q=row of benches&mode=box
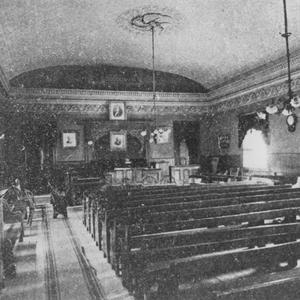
[83,182,300,299]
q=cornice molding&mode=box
[9,87,208,103]
[209,48,300,99]
[9,100,209,116]
[210,76,300,114]
[6,50,300,116]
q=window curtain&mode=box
[238,113,269,148]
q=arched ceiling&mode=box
[10,65,207,92]
[0,0,299,90]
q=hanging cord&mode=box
[281,0,293,101]
[151,25,157,130]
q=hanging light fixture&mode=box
[263,0,298,124]
[280,0,296,118]
[265,100,279,114]
[130,12,172,144]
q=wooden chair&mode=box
[229,167,240,181]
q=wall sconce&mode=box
[141,130,147,137]
[265,104,279,114]
[290,95,300,108]
[281,101,294,116]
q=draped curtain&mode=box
[238,113,269,148]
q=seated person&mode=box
[3,178,28,218]
[50,185,68,218]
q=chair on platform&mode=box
[229,167,240,181]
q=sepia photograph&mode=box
[0,1,300,300]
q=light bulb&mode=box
[282,108,292,116]
[266,105,278,114]
[291,96,300,108]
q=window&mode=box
[242,129,268,171]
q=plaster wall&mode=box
[55,119,85,163]
[268,113,300,175]
[199,109,300,175]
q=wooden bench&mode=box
[138,239,300,299]
[121,222,300,298]
[102,184,275,260]
[108,183,266,202]
[105,186,299,265]
[111,194,300,276]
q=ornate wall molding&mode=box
[9,87,207,103]
[6,50,300,116]
[210,75,300,114]
[9,98,209,116]
[209,49,300,99]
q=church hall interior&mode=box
[1,0,300,299]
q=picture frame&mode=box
[62,131,78,148]
[109,102,126,120]
[218,134,230,150]
[110,131,127,151]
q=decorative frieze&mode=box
[7,61,300,116]
[211,76,300,114]
[9,87,207,103]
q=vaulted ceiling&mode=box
[0,0,299,91]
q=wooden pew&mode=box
[106,186,299,265]
[107,184,289,209]
[121,222,300,297]
[114,197,300,276]
[89,183,289,238]
[103,184,278,260]
[88,183,300,299]
[108,183,266,202]
[138,240,300,299]
[213,269,300,300]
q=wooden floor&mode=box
[1,200,133,300]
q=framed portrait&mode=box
[110,131,127,151]
[62,131,78,148]
[218,134,230,150]
[109,102,126,120]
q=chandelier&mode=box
[259,0,298,131]
[131,12,171,143]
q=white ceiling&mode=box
[0,0,299,90]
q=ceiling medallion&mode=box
[117,6,184,34]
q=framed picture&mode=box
[109,102,126,120]
[62,131,78,148]
[218,134,230,150]
[110,131,127,151]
